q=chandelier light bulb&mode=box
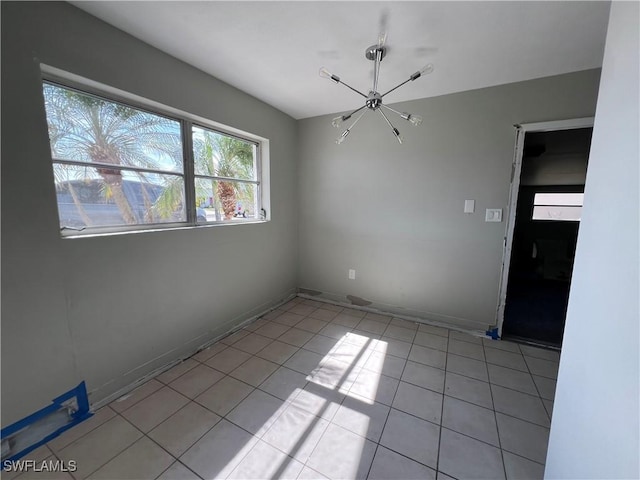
[319,67,332,79]
[332,115,347,128]
[319,67,340,83]
[336,129,350,144]
[419,64,434,75]
[411,63,435,81]
[407,114,423,127]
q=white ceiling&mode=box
[72,1,610,120]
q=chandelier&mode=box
[319,35,434,144]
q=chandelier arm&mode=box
[337,109,369,144]
[333,104,367,128]
[347,108,369,131]
[380,78,412,98]
[377,109,403,143]
[336,80,368,98]
[380,104,404,117]
[382,105,423,126]
[377,107,395,129]
[345,104,368,119]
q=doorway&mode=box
[497,120,593,347]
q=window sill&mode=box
[61,219,269,239]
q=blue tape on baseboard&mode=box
[485,327,500,340]
[1,382,93,467]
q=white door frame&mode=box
[495,117,594,336]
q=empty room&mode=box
[1,1,638,480]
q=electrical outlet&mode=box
[348,269,356,280]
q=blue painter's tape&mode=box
[1,382,93,467]
[485,327,500,340]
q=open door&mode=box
[497,119,593,347]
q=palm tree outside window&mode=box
[41,79,264,234]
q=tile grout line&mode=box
[365,444,381,479]
[272,334,375,477]
[386,400,543,456]
[71,411,176,480]
[361,333,410,479]
[121,399,219,478]
[47,412,138,480]
[46,406,118,455]
[186,345,315,478]
[483,339,509,480]
[153,459,202,480]
[435,329,449,476]
[218,388,304,478]
[518,343,553,424]
[445,353,555,397]
[144,418,212,480]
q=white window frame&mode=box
[40,64,270,238]
[191,123,262,224]
[532,192,584,221]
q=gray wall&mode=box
[545,2,640,477]
[1,2,298,425]
[298,70,600,330]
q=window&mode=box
[532,193,584,221]
[44,83,186,230]
[41,76,266,235]
[193,125,260,222]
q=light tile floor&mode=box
[6,298,560,480]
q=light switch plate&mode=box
[485,208,502,222]
[464,200,475,214]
